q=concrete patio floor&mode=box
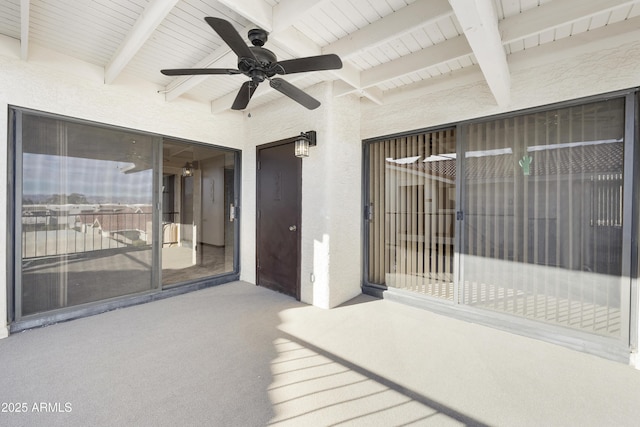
[1,281,639,426]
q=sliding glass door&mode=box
[364,95,632,341]
[366,129,457,299]
[462,98,627,338]
[18,112,157,316]
[161,140,236,287]
[11,108,240,322]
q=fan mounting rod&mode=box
[248,28,268,46]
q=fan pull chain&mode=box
[248,82,252,117]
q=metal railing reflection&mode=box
[22,209,153,259]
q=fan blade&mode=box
[274,54,342,75]
[205,17,256,61]
[161,68,241,76]
[232,81,259,110]
[269,78,320,110]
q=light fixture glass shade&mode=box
[182,163,194,177]
[295,137,310,158]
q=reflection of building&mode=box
[23,204,98,228]
[80,205,153,246]
[463,139,623,275]
[380,134,623,278]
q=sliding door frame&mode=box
[626,92,639,351]
[362,88,639,357]
[361,124,459,299]
[7,106,242,331]
[454,123,464,305]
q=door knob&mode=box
[289,225,297,231]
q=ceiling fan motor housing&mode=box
[239,46,278,82]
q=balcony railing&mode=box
[22,211,153,259]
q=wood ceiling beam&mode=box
[365,0,634,102]
[323,0,453,59]
[20,0,29,60]
[326,0,457,100]
[335,35,471,97]
[340,0,638,98]
[273,0,329,33]
[166,0,636,110]
[359,85,383,105]
[361,35,470,93]
[269,26,321,57]
[215,0,273,32]
[448,0,510,107]
[507,13,640,74]
[382,13,640,105]
[216,0,334,34]
[104,0,179,84]
[381,65,484,105]
[500,0,638,44]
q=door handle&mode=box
[289,225,297,231]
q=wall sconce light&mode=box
[294,130,317,158]
[182,162,194,177]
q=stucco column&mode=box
[300,84,362,308]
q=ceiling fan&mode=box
[161,17,343,110]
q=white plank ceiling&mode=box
[1,0,640,112]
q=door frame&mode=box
[256,137,302,300]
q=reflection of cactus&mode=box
[519,155,533,176]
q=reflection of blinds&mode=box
[462,100,625,338]
[368,130,456,299]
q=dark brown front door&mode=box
[256,141,301,299]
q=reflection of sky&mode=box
[23,153,152,202]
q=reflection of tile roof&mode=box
[91,214,150,232]
[392,143,623,180]
[421,158,456,180]
[530,142,623,176]
[468,142,624,180]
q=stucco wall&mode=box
[361,40,640,140]
[240,82,362,308]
